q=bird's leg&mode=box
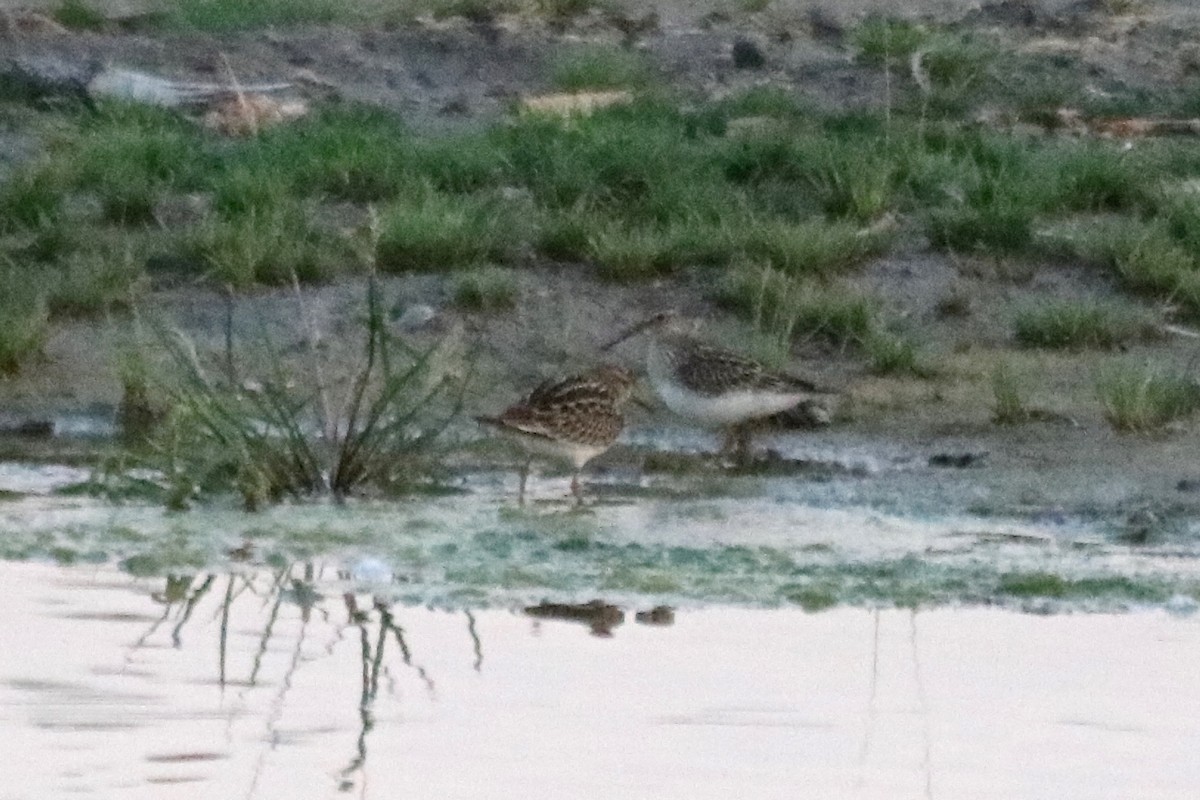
[721,424,752,469]
[518,458,532,506]
[719,428,738,460]
[571,471,583,506]
[734,426,753,467]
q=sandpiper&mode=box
[477,364,637,504]
[602,311,834,459]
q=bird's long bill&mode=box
[600,317,657,351]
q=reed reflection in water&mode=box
[4,561,1200,800]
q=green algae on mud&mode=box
[1,484,1199,613]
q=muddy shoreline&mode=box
[4,0,1200,527]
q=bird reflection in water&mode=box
[120,563,675,796]
[524,600,677,637]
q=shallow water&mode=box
[2,456,1200,611]
[3,560,1200,800]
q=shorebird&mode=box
[477,364,637,504]
[602,311,834,460]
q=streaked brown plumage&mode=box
[602,311,836,461]
[477,364,637,503]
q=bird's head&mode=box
[600,311,693,351]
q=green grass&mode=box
[452,267,519,311]
[534,0,599,20]
[163,0,353,30]
[927,203,1033,253]
[1096,361,1200,432]
[185,203,345,287]
[46,248,147,316]
[1045,145,1151,213]
[151,278,464,508]
[428,0,518,21]
[990,361,1031,425]
[224,106,412,203]
[1013,298,1157,350]
[715,264,877,346]
[998,571,1166,601]
[738,218,889,277]
[0,167,63,233]
[864,329,923,376]
[0,267,50,375]
[1080,220,1200,313]
[13,83,1200,302]
[376,192,526,272]
[851,17,930,67]
[52,0,108,29]
[550,46,656,92]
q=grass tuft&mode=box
[452,266,519,311]
[864,330,923,375]
[851,17,929,67]
[376,192,526,272]
[1097,361,1200,432]
[52,0,107,29]
[0,167,63,233]
[0,267,50,375]
[152,276,464,508]
[185,203,345,287]
[47,248,147,317]
[990,361,1030,425]
[550,46,655,92]
[715,264,877,346]
[165,0,350,30]
[739,218,888,277]
[1013,298,1157,350]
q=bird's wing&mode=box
[676,342,835,396]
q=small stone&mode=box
[394,304,437,331]
[635,605,675,625]
[731,37,766,70]
[928,452,988,468]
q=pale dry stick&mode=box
[290,269,337,470]
[910,610,934,800]
[856,609,881,790]
[911,49,933,138]
[218,52,256,137]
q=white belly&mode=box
[500,429,608,469]
[654,381,804,426]
[648,342,803,427]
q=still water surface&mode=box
[3,560,1200,800]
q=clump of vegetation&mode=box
[376,192,526,272]
[164,0,350,30]
[851,17,930,67]
[154,276,466,509]
[428,0,518,21]
[0,167,63,233]
[588,224,681,281]
[990,361,1031,424]
[550,46,656,92]
[1096,361,1200,432]
[184,203,345,287]
[739,218,889,277]
[1084,220,1200,313]
[1013,298,1157,350]
[864,329,924,376]
[51,0,108,30]
[452,267,519,311]
[927,203,1033,253]
[715,264,877,347]
[0,267,50,375]
[534,0,598,21]
[47,248,147,316]
[998,571,1165,602]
